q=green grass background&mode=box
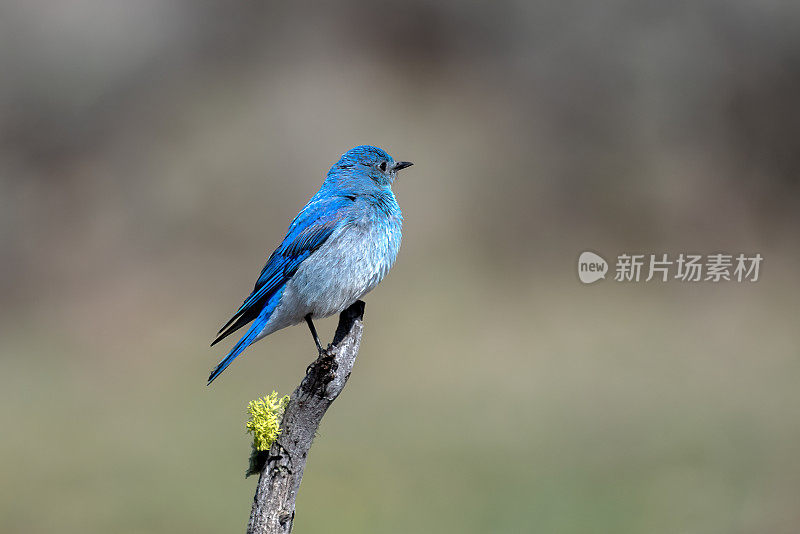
[3,255,798,533]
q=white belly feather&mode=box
[255,220,400,340]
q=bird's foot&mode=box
[304,346,338,395]
[318,346,338,382]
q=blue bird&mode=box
[208,145,412,384]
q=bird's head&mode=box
[329,145,413,189]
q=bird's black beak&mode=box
[393,161,413,171]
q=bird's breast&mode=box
[285,215,402,319]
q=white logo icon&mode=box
[578,251,608,284]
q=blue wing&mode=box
[211,193,351,348]
[207,194,352,384]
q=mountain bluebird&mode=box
[208,145,412,384]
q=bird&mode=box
[208,145,412,384]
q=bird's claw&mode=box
[304,346,338,394]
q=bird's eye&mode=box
[379,161,387,172]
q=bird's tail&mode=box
[207,290,283,385]
[206,288,283,385]
[207,320,262,384]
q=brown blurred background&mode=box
[1,2,799,533]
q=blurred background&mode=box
[1,1,799,533]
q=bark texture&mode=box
[246,300,366,534]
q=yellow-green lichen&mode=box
[245,391,290,452]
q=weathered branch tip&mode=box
[246,300,366,534]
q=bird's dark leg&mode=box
[303,313,338,393]
[305,314,325,354]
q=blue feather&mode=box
[208,287,285,384]
[211,196,350,347]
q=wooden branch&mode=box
[246,300,366,534]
